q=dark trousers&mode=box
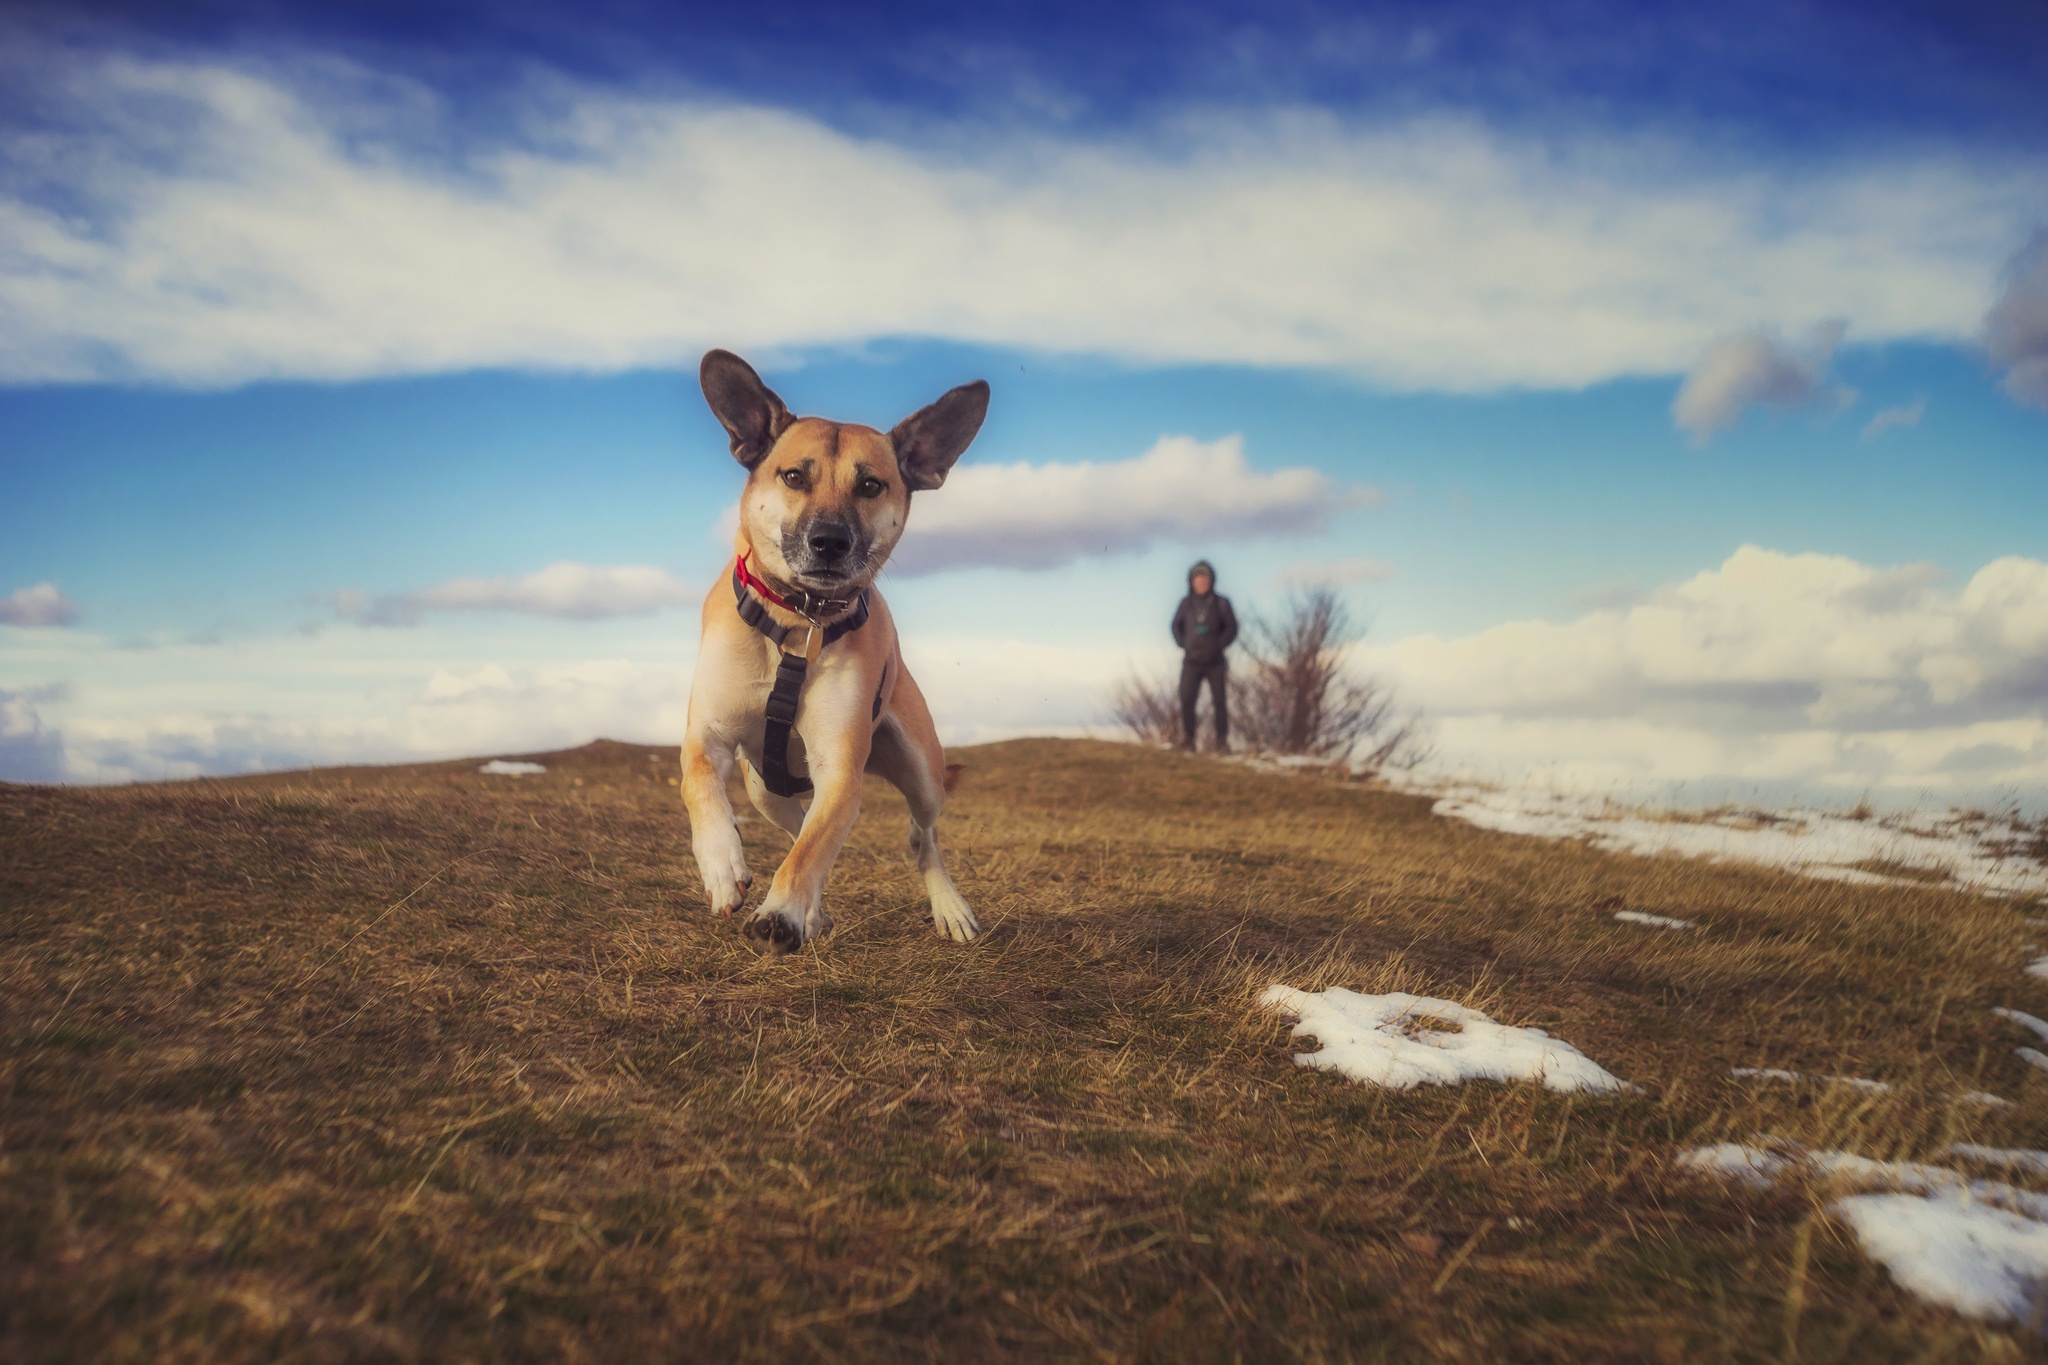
[1179,659,1228,749]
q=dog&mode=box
[681,350,989,953]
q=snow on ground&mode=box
[2030,958,2048,980]
[1727,1067,2011,1108]
[1951,1147,2048,1178]
[1730,1067,1892,1094]
[1836,1195,2048,1322]
[1424,784,2048,898]
[1994,1008,2048,1044]
[478,760,547,776]
[1990,1010,2048,1080]
[1613,910,1697,930]
[1682,1143,2048,1322]
[1259,984,1632,1094]
[1677,1142,1796,1188]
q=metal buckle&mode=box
[792,590,848,618]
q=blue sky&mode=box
[3,0,2047,801]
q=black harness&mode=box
[732,560,872,799]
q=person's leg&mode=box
[1178,661,1201,748]
[1209,662,1230,751]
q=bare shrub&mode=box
[1110,670,1183,747]
[1111,587,1429,771]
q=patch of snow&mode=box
[1730,1066,1805,1085]
[479,759,547,776]
[1729,1067,1892,1094]
[1833,1193,2048,1323]
[1614,910,1697,930]
[1677,1142,1796,1187]
[1682,1142,2048,1322]
[2030,957,2048,981]
[1233,753,1351,772]
[1995,1008,2048,1044]
[1259,984,1632,1094]
[1428,785,2048,899]
[2018,1048,2048,1076]
[1802,1151,2048,1219]
[1728,1067,2010,1107]
[1951,1146,2048,1178]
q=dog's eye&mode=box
[856,476,886,498]
[779,469,807,491]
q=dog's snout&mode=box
[807,523,854,563]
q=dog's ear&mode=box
[700,350,794,468]
[890,380,989,491]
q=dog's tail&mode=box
[942,762,966,795]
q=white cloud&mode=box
[1860,399,1926,440]
[900,633,1146,745]
[33,655,696,785]
[343,562,694,626]
[1987,230,2048,410]
[11,540,2048,803]
[0,688,68,782]
[0,583,81,628]
[1369,546,2048,795]
[3,51,2042,391]
[1671,323,1854,444]
[0,616,1131,783]
[889,435,1368,575]
[1270,555,1395,588]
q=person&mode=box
[1170,559,1238,751]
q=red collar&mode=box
[734,552,862,620]
[734,552,793,611]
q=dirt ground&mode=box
[4,737,2045,1361]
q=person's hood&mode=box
[1187,559,1217,591]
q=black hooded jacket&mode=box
[1171,562,1239,665]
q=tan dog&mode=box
[681,350,988,953]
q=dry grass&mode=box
[3,737,2046,1362]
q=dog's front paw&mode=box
[708,872,752,918]
[741,895,834,955]
[741,903,805,955]
[930,886,980,943]
[695,824,751,917]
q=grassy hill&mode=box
[3,738,2044,1361]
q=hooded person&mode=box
[1170,559,1239,750]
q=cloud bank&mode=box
[342,563,694,626]
[9,546,2048,802]
[1271,556,1396,589]
[2,51,2041,392]
[0,583,80,628]
[1987,230,2048,410]
[1373,546,2048,795]
[1,688,68,783]
[889,435,1366,575]
[1671,323,1853,444]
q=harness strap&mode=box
[732,558,871,799]
[759,650,814,799]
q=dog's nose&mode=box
[807,524,853,562]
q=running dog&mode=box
[681,350,988,953]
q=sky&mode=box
[3,0,2047,807]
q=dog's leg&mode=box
[681,729,751,917]
[743,727,867,954]
[740,754,808,840]
[866,668,979,944]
